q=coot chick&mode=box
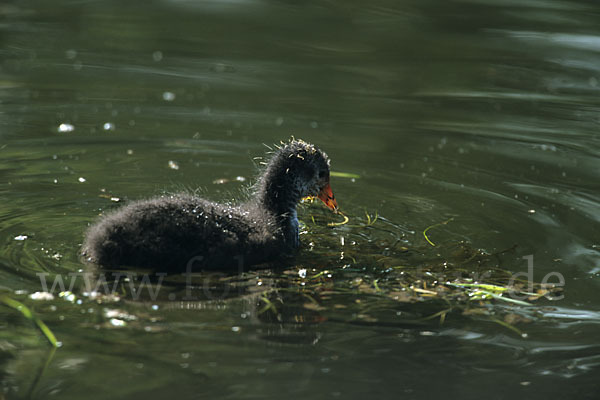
[82,139,338,271]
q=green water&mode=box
[1,0,600,398]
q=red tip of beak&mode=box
[318,182,338,211]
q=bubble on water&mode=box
[437,137,448,149]
[78,177,87,183]
[60,291,76,302]
[163,91,176,101]
[58,123,74,133]
[152,51,163,62]
[103,122,115,131]
[168,160,179,170]
[14,235,28,241]
[65,49,77,59]
[539,144,557,151]
[110,318,126,327]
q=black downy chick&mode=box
[81,139,338,271]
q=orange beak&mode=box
[318,182,338,211]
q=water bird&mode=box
[82,139,338,271]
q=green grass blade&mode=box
[490,317,525,337]
[484,291,532,306]
[1,295,60,347]
[330,171,360,179]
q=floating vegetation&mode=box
[327,211,349,227]
[301,195,349,226]
[365,210,378,226]
[255,206,564,337]
[252,250,562,337]
[423,217,454,246]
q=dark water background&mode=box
[1,0,599,398]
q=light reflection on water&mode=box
[1,0,600,398]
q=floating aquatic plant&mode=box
[257,207,564,337]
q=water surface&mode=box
[1,0,599,398]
